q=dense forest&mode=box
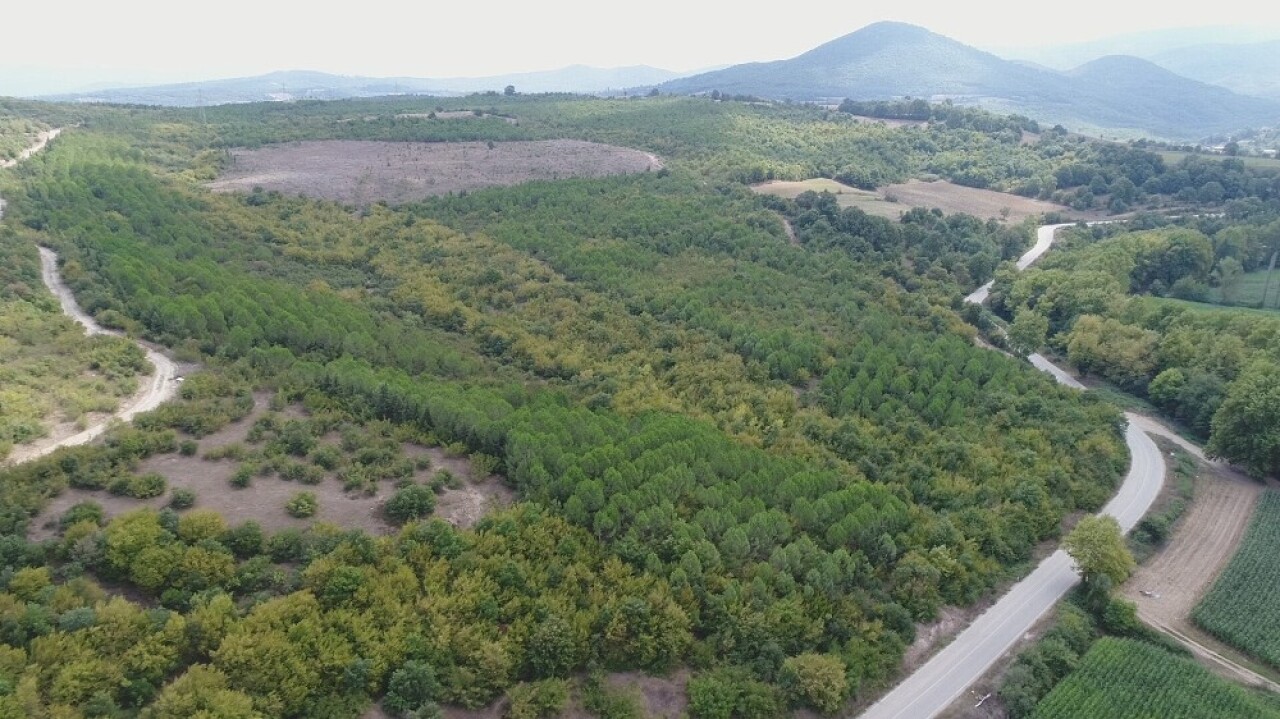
[0,93,1270,716]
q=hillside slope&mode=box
[661,22,1280,139]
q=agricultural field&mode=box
[207,138,662,204]
[1208,267,1280,309]
[1157,150,1280,171]
[1031,637,1280,719]
[1193,490,1280,669]
[752,177,1081,223]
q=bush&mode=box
[506,679,569,719]
[168,488,197,510]
[384,660,440,717]
[60,501,104,528]
[178,439,199,456]
[778,653,849,714]
[688,668,784,719]
[385,485,436,524]
[285,492,318,518]
[110,473,167,499]
[310,444,343,470]
[230,465,253,488]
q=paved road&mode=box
[859,223,1166,719]
[1,130,180,465]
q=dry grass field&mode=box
[752,177,1083,223]
[208,139,662,205]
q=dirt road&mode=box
[5,249,180,464]
[1,129,180,465]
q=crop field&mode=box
[1193,490,1280,669]
[1157,150,1280,170]
[1209,268,1280,309]
[1031,637,1280,719]
[752,177,1079,222]
[208,138,662,205]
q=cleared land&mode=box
[751,177,1080,223]
[208,139,663,205]
[1123,458,1261,634]
[28,393,512,541]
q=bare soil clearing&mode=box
[606,670,689,719]
[752,177,1084,223]
[28,394,512,540]
[208,139,663,205]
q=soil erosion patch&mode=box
[208,139,663,205]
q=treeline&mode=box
[838,98,1041,135]
[990,215,1280,477]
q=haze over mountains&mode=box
[659,22,1280,139]
[22,21,1280,141]
[38,66,685,106]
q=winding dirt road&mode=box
[860,223,1167,719]
[1,130,180,465]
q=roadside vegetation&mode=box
[989,211,1280,477]
[0,228,150,459]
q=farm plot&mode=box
[208,139,663,205]
[1031,637,1280,719]
[1193,490,1280,669]
[752,177,1081,223]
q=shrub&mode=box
[506,679,569,719]
[385,485,436,524]
[285,491,318,519]
[178,439,199,456]
[384,660,440,717]
[778,653,849,714]
[169,488,197,510]
[230,465,253,488]
[60,501,104,528]
[110,473,167,499]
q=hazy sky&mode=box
[3,0,1280,94]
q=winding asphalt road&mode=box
[859,223,1166,719]
[1,130,180,465]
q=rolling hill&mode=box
[38,65,684,106]
[1149,40,1280,100]
[660,22,1280,139]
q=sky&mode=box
[3,0,1280,95]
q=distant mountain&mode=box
[992,25,1279,70]
[1149,41,1280,100]
[659,22,1280,139]
[661,22,1072,102]
[38,66,685,106]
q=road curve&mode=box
[859,223,1166,719]
[1,130,180,465]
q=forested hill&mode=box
[4,94,1277,716]
[659,21,1280,140]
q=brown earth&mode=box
[28,393,512,540]
[752,177,1086,224]
[207,139,663,205]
